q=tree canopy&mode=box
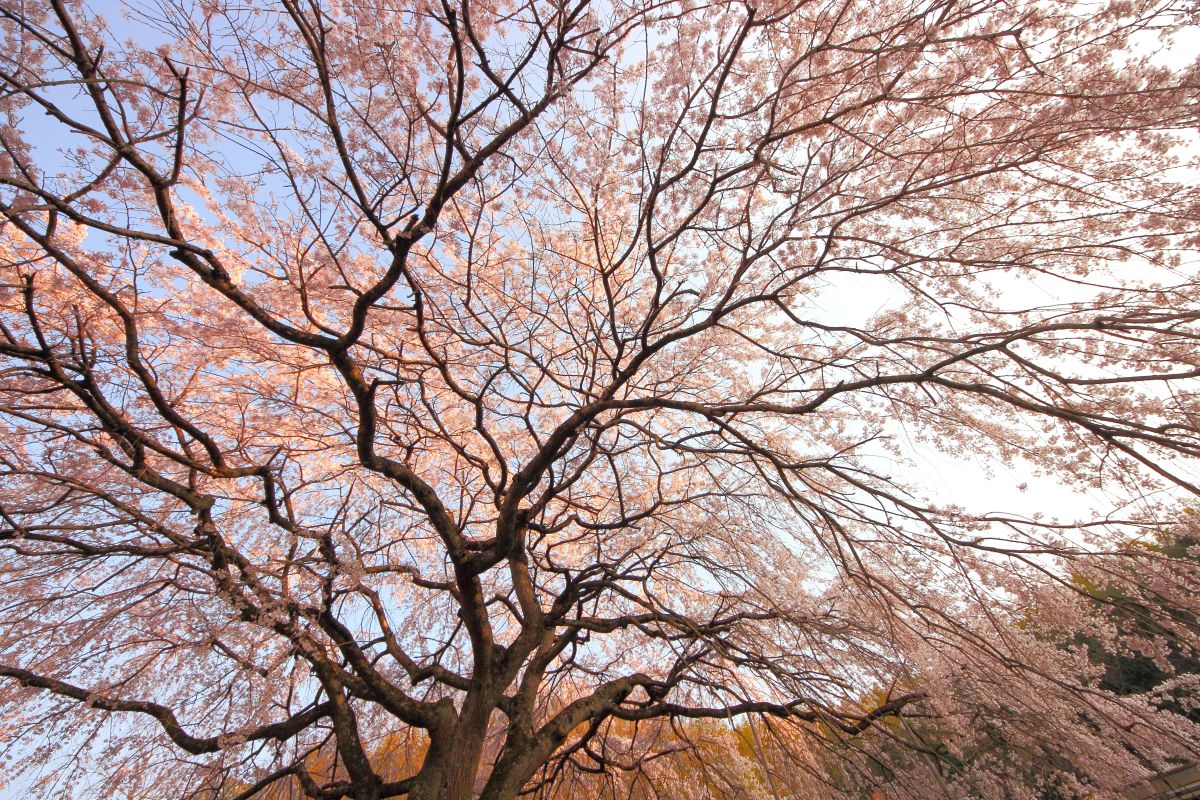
[0,0,1198,798]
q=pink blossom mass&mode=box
[0,0,1198,798]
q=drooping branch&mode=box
[0,665,333,755]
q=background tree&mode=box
[1079,528,1200,722]
[809,522,1200,800]
[0,0,1198,798]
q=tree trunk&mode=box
[408,702,492,800]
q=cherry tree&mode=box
[0,0,1198,798]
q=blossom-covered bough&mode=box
[0,0,1198,798]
